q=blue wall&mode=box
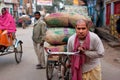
[20,0,23,6]
[87,0,97,25]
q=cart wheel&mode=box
[64,68,71,80]
[46,60,54,80]
[64,57,71,80]
[15,41,23,63]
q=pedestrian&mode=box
[0,7,16,51]
[116,17,120,38]
[67,19,104,80]
[32,11,47,69]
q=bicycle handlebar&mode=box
[44,47,80,55]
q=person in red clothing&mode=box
[0,7,16,51]
[67,19,104,80]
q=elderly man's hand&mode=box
[78,46,85,53]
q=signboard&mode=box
[37,0,52,6]
[4,0,18,3]
[12,0,18,3]
[4,0,12,3]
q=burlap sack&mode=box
[47,45,67,52]
[68,13,88,27]
[44,12,69,27]
[19,15,30,21]
[45,28,75,45]
[47,45,67,61]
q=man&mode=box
[32,11,47,69]
[67,19,104,80]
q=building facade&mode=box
[104,0,120,26]
[104,0,120,38]
[0,0,19,18]
[18,0,36,17]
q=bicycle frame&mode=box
[14,38,23,48]
[45,47,80,80]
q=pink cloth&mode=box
[0,10,16,33]
[71,32,90,80]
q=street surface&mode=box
[0,27,120,80]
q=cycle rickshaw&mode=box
[0,36,23,64]
[45,47,79,80]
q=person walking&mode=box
[32,11,47,69]
[67,19,104,80]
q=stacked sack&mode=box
[44,12,91,53]
[45,28,75,52]
[44,12,91,60]
[44,12,91,27]
[44,13,69,27]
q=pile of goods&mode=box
[44,6,91,60]
[44,12,91,28]
[19,15,30,21]
[45,28,75,45]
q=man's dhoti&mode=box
[82,65,101,80]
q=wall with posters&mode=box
[105,0,120,26]
[104,0,120,38]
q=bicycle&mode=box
[0,37,23,64]
[45,47,79,80]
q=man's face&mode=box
[75,21,88,40]
[34,14,40,20]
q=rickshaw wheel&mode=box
[15,41,23,64]
[64,68,71,80]
[46,59,54,80]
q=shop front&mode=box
[114,1,120,14]
[106,3,111,25]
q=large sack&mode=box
[47,45,67,52]
[44,13,69,27]
[45,28,75,45]
[19,15,30,21]
[46,45,67,61]
[61,6,91,27]
[68,13,89,27]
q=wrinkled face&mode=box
[75,21,88,40]
[34,14,41,20]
